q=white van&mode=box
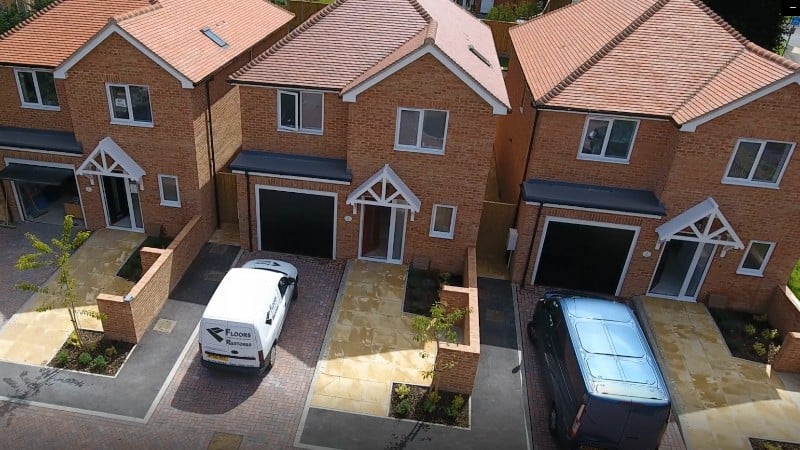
[199,259,298,375]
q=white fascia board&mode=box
[54,23,194,89]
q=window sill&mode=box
[577,154,630,164]
[160,201,181,208]
[721,179,780,189]
[735,269,764,277]
[111,119,154,128]
[429,232,454,240]
[278,127,323,136]
[21,104,60,111]
[395,146,445,156]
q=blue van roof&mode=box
[560,297,670,403]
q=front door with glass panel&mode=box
[100,175,143,232]
[648,240,715,301]
[359,204,406,263]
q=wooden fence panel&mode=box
[216,172,239,225]
[482,19,516,56]
[285,0,328,29]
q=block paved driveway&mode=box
[0,251,345,449]
[516,286,686,450]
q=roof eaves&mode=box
[539,0,670,104]
[0,0,66,40]
[229,0,346,83]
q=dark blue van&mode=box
[529,291,671,449]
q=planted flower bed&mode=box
[403,268,463,316]
[49,330,134,376]
[750,437,800,450]
[389,383,469,428]
[709,309,782,365]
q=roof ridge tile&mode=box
[230,0,345,81]
[0,0,67,40]
[671,47,747,116]
[539,0,669,103]
[688,0,800,72]
[424,19,438,43]
[112,1,163,23]
[407,0,433,22]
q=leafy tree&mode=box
[0,0,55,35]
[703,0,789,52]
[15,215,94,348]
[487,1,541,22]
[789,259,800,299]
[411,301,470,395]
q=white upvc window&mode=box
[429,204,457,239]
[722,139,794,188]
[106,83,153,127]
[158,175,181,207]
[14,68,59,110]
[277,90,323,134]
[395,107,449,154]
[578,116,639,163]
[736,241,775,277]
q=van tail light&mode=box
[258,350,265,366]
[569,403,587,438]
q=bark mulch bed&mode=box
[403,268,464,316]
[49,330,134,376]
[709,308,782,365]
[750,438,800,450]
[389,383,469,428]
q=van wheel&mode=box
[548,403,558,436]
[292,286,298,301]
[527,320,537,346]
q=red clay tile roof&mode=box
[0,0,148,67]
[231,0,510,109]
[113,0,293,83]
[510,0,800,124]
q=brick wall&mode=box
[767,285,800,337]
[0,67,74,131]
[772,332,800,373]
[97,215,209,343]
[436,247,480,395]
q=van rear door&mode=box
[618,402,670,449]
[201,319,260,368]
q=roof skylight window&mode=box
[201,27,228,48]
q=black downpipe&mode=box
[245,171,253,250]
[511,88,541,226]
[205,79,220,228]
[522,202,544,289]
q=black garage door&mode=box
[258,189,334,258]
[534,221,635,295]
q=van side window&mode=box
[545,300,561,328]
[278,278,289,296]
[564,341,585,395]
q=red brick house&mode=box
[0,0,292,237]
[496,0,800,311]
[229,0,509,273]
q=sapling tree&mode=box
[15,215,93,348]
[411,301,470,396]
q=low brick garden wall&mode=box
[436,247,481,395]
[97,215,210,343]
[768,285,800,372]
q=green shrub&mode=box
[90,355,108,371]
[393,398,411,416]
[445,394,466,418]
[761,328,779,341]
[752,313,769,323]
[55,350,70,366]
[68,331,80,348]
[753,341,767,357]
[789,259,800,299]
[86,342,97,353]
[422,391,441,414]
[78,352,92,366]
[394,383,411,400]
[487,1,541,22]
[104,346,118,359]
[763,442,783,450]
[743,324,757,336]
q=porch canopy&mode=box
[76,137,145,184]
[0,163,73,186]
[655,197,743,255]
[522,179,666,217]
[346,164,421,213]
[0,126,82,154]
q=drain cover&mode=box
[153,318,177,333]
[486,309,506,323]
[208,432,242,450]
[204,270,225,282]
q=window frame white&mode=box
[105,83,154,128]
[14,68,60,111]
[736,240,775,277]
[429,204,457,239]
[394,107,449,155]
[158,174,181,208]
[577,115,640,164]
[276,89,324,135]
[722,138,795,189]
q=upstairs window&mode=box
[723,139,794,188]
[15,69,59,110]
[107,84,153,126]
[579,116,639,163]
[278,90,323,134]
[395,108,448,154]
